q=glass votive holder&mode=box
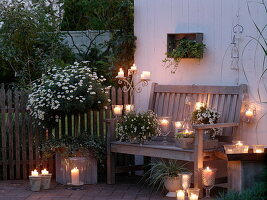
[179,172,192,191]
[176,189,185,200]
[112,105,123,116]
[172,121,184,133]
[239,145,249,153]
[187,188,200,200]
[253,145,265,153]
[124,104,134,113]
[224,145,236,154]
[158,116,172,136]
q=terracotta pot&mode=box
[164,176,181,197]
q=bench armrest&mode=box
[192,122,239,130]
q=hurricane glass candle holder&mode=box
[202,167,217,199]
[158,116,172,144]
[253,145,264,153]
[179,172,192,198]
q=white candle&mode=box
[195,102,204,110]
[125,104,134,113]
[176,190,185,200]
[140,71,151,80]
[255,149,263,153]
[189,194,198,200]
[31,169,38,176]
[245,109,253,117]
[113,105,123,116]
[160,119,169,126]
[130,64,137,71]
[71,167,80,185]
[174,121,183,129]
[41,169,49,175]
[117,68,124,78]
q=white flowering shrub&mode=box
[27,61,110,127]
[116,111,160,143]
[191,106,221,138]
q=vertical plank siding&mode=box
[0,85,126,180]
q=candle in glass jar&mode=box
[189,194,198,200]
[31,169,39,176]
[245,109,253,117]
[41,169,49,175]
[71,167,80,185]
[160,119,169,126]
[112,105,123,116]
[117,68,124,78]
[195,102,204,110]
[176,190,185,200]
[125,104,134,113]
[174,121,183,129]
[202,166,213,186]
[253,145,264,153]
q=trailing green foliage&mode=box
[142,159,188,191]
[163,39,206,73]
[0,0,75,87]
[61,0,136,85]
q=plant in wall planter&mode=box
[163,39,206,73]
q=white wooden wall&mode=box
[134,0,267,145]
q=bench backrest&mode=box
[148,83,247,138]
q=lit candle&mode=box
[117,68,124,78]
[176,190,185,200]
[245,109,253,117]
[202,166,214,186]
[181,174,191,189]
[189,194,198,200]
[130,64,137,71]
[125,104,134,113]
[31,169,39,176]
[41,169,49,175]
[112,105,123,116]
[255,149,263,153]
[140,71,151,80]
[253,145,264,153]
[160,119,169,126]
[174,121,183,129]
[195,102,204,110]
[71,167,80,185]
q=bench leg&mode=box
[107,152,116,184]
[194,129,204,197]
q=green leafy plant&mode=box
[163,39,206,73]
[0,0,75,87]
[40,134,106,165]
[116,111,160,143]
[142,159,188,191]
[27,61,110,128]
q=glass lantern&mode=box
[158,116,172,144]
[65,157,87,189]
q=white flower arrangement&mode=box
[27,61,110,127]
[116,111,160,143]
[191,106,221,138]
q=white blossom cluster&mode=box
[116,111,160,142]
[27,61,110,123]
[195,107,220,125]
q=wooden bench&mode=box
[106,83,248,190]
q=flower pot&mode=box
[29,176,42,192]
[164,176,181,197]
[41,174,52,189]
[175,138,194,149]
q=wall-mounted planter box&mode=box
[167,33,203,54]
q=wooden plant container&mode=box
[175,138,218,150]
[55,154,97,185]
[167,33,203,55]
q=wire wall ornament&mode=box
[115,64,151,98]
[230,24,244,71]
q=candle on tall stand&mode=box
[71,167,80,186]
[116,68,125,78]
[29,169,41,192]
[202,167,217,199]
[41,169,52,189]
[140,71,151,80]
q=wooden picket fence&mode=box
[0,84,131,180]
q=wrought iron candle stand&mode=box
[116,66,151,102]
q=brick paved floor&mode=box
[0,180,170,200]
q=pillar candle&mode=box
[71,167,80,185]
[176,190,185,200]
[31,169,38,176]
